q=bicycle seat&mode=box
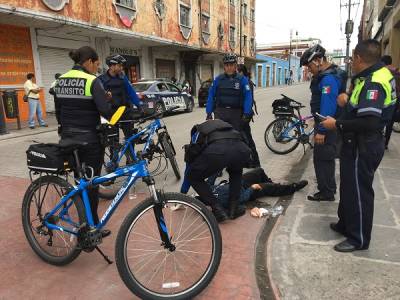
[58,139,88,152]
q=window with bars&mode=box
[243,35,247,51]
[180,4,190,27]
[229,26,235,42]
[250,37,255,53]
[229,0,235,6]
[116,0,134,8]
[243,3,247,18]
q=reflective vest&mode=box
[98,72,128,109]
[55,68,100,131]
[215,73,243,109]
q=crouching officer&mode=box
[321,39,396,252]
[206,53,253,132]
[181,119,251,222]
[55,46,113,237]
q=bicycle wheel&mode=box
[115,193,222,300]
[264,117,300,154]
[98,145,128,200]
[393,121,400,133]
[159,133,181,180]
[22,175,86,266]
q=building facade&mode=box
[257,38,322,59]
[0,0,256,119]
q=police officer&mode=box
[300,44,346,202]
[181,119,251,222]
[98,54,142,138]
[55,46,113,237]
[321,39,396,252]
[206,53,253,132]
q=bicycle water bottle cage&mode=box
[77,223,102,251]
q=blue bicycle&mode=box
[22,108,222,300]
[264,94,314,154]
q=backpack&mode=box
[183,120,241,163]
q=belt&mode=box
[62,127,97,134]
[216,105,241,109]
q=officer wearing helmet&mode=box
[98,54,142,137]
[206,53,253,132]
[300,44,347,202]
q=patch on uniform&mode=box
[366,90,379,101]
[322,86,331,94]
[245,84,250,91]
[234,82,240,89]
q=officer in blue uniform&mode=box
[300,44,347,202]
[321,39,396,252]
[206,53,253,132]
[98,54,142,138]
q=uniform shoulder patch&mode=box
[322,86,331,94]
[366,90,379,101]
[245,84,250,91]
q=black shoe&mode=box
[334,240,368,252]
[29,126,35,129]
[329,222,346,236]
[229,205,246,220]
[293,180,308,191]
[307,192,334,202]
[101,229,111,238]
[212,205,229,223]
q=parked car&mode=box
[132,80,195,115]
[198,80,212,107]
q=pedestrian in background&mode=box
[49,73,61,124]
[23,73,47,129]
[300,44,346,202]
[321,39,397,252]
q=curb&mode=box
[0,127,57,141]
[254,149,312,299]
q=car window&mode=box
[132,83,153,92]
[157,83,168,92]
[167,83,180,92]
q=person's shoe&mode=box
[229,205,246,220]
[40,124,48,127]
[212,205,229,223]
[101,229,111,238]
[29,126,35,129]
[293,180,308,191]
[329,222,346,236]
[334,240,368,252]
[307,192,334,202]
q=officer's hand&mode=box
[337,93,348,107]
[206,113,213,120]
[314,133,325,145]
[321,116,337,130]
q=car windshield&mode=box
[201,81,211,89]
[132,83,153,92]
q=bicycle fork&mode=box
[148,183,176,252]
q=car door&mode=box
[166,83,187,110]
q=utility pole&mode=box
[341,0,359,75]
[239,0,243,58]
[288,29,292,84]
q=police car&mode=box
[132,80,195,115]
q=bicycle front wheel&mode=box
[115,192,222,300]
[264,117,301,154]
[392,121,400,133]
[21,175,85,266]
[159,133,181,180]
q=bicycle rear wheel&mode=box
[159,133,181,180]
[264,117,301,154]
[115,193,222,300]
[22,175,85,266]
[393,121,400,133]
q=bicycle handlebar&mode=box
[117,106,180,126]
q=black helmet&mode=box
[300,44,326,66]
[223,53,238,64]
[106,54,127,66]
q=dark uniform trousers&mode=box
[187,139,251,208]
[337,136,384,248]
[313,130,337,197]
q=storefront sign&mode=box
[0,24,35,86]
[110,46,141,57]
[41,0,69,11]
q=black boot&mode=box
[228,202,246,220]
[211,203,229,223]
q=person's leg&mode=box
[28,99,36,127]
[242,123,261,167]
[36,100,46,126]
[385,118,394,148]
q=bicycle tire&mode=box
[392,121,400,133]
[160,133,181,180]
[115,192,222,300]
[22,175,86,266]
[264,117,300,155]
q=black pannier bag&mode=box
[272,98,294,116]
[26,143,72,173]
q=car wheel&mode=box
[186,99,194,112]
[155,102,166,116]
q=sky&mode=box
[255,0,364,53]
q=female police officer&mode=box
[54,46,113,236]
[321,39,396,252]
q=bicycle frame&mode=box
[280,114,315,139]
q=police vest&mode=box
[215,73,243,109]
[310,65,345,114]
[183,119,242,163]
[55,69,100,131]
[99,73,128,109]
[350,66,397,122]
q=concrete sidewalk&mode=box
[267,133,400,299]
